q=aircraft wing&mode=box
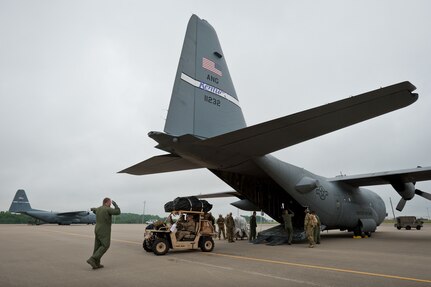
[119,154,204,175]
[120,82,417,176]
[200,81,417,156]
[327,166,431,187]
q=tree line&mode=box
[0,211,274,224]
[0,211,165,224]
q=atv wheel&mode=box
[143,239,152,252]
[201,237,214,252]
[153,238,169,256]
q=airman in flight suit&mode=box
[86,198,121,269]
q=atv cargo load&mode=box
[164,196,212,212]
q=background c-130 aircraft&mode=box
[120,14,431,236]
[9,189,95,225]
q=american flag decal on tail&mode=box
[202,57,222,76]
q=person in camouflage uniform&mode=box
[176,214,196,241]
[204,212,216,231]
[226,213,235,243]
[312,211,321,244]
[216,214,226,240]
[304,209,317,248]
[249,211,257,241]
[87,198,121,269]
[282,209,295,245]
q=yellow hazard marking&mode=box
[209,252,431,284]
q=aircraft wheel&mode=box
[353,228,362,237]
[201,237,214,252]
[152,238,169,256]
[416,226,421,230]
[143,239,152,252]
[406,226,411,230]
[397,226,401,230]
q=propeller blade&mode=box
[415,189,431,201]
[396,198,407,211]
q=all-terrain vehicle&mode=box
[143,210,216,255]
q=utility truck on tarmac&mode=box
[394,216,424,230]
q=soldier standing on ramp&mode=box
[249,211,257,241]
[282,209,295,245]
[216,214,226,240]
[304,208,317,248]
[312,211,321,244]
[226,213,235,243]
[87,198,121,269]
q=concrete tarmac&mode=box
[0,223,430,287]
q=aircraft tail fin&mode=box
[164,14,246,139]
[9,189,32,213]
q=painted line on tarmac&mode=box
[170,257,235,271]
[40,229,430,284]
[210,252,431,284]
[242,270,322,286]
[171,257,322,286]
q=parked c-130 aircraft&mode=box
[9,189,96,225]
[120,15,431,236]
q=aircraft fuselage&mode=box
[209,154,386,234]
[24,210,95,225]
[255,155,386,231]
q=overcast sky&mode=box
[1,1,431,219]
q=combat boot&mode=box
[95,260,104,269]
[86,257,98,269]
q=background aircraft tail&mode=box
[9,189,32,213]
[164,14,246,139]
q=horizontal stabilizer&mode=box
[200,81,417,156]
[328,166,431,186]
[119,154,204,175]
